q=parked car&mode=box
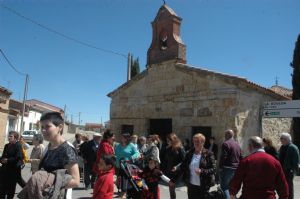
[21,130,40,144]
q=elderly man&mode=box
[219,129,242,199]
[230,136,288,199]
[80,132,102,190]
[279,132,300,199]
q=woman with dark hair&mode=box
[38,111,80,188]
[0,131,23,199]
[162,133,185,199]
[18,112,80,199]
[263,137,279,160]
[28,133,45,173]
[115,133,140,199]
[93,129,115,174]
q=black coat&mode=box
[80,140,98,169]
[0,142,23,197]
[177,148,216,190]
[0,142,23,170]
[264,146,279,160]
[161,146,185,182]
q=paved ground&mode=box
[9,132,300,198]
[15,162,188,199]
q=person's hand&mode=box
[171,167,176,172]
[143,185,149,191]
[27,159,32,163]
[1,158,7,164]
[195,168,201,175]
[230,194,236,199]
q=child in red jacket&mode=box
[93,155,116,199]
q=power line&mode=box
[1,4,127,59]
[0,48,29,132]
[0,49,26,76]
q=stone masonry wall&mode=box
[109,62,290,156]
[234,89,291,153]
[262,118,292,150]
[110,62,239,144]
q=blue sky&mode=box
[0,0,299,125]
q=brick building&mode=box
[85,123,103,133]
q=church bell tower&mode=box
[147,4,186,66]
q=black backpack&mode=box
[205,186,225,199]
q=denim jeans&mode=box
[220,168,236,199]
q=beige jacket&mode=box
[29,144,45,173]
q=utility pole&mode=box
[63,104,67,121]
[78,112,81,126]
[71,114,73,124]
[127,52,132,81]
[20,74,29,133]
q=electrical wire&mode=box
[1,4,127,59]
[0,49,27,76]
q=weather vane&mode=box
[163,0,166,4]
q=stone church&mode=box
[108,4,291,151]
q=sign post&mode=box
[263,100,300,118]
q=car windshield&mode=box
[22,131,36,135]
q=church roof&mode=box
[107,63,289,100]
[153,4,181,22]
[270,85,292,99]
[161,4,178,17]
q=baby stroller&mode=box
[119,160,146,199]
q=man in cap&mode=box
[80,132,102,189]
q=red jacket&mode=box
[93,140,114,174]
[230,151,288,199]
[92,168,114,199]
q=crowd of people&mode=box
[0,111,299,199]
